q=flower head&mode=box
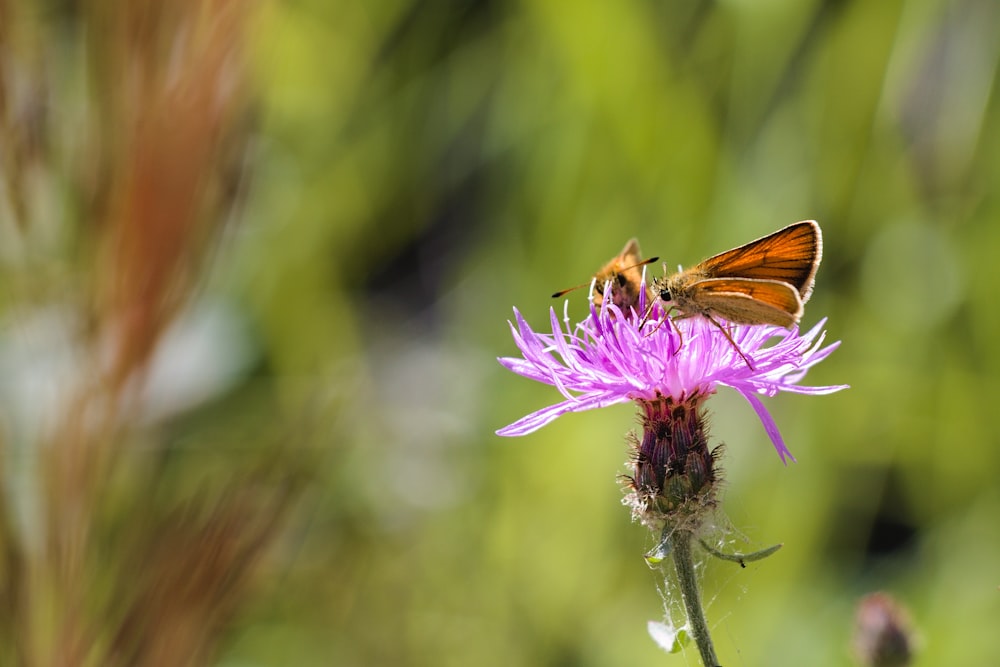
[496,289,846,463]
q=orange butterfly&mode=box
[652,221,822,366]
[553,238,658,313]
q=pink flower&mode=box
[496,292,846,462]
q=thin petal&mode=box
[737,388,797,464]
[496,392,631,436]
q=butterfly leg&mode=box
[668,312,685,351]
[704,314,756,371]
[644,306,688,359]
[644,303,677,333]
[638,298,660,329]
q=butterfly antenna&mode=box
[622,256,659,272]
[551,282,588,299]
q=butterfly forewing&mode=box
[697,221,821,301]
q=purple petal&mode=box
[496,392,631,436]
[737,388,796,464]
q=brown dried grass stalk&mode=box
[0,3,302,666]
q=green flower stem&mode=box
[670,531,719,667]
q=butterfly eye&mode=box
[659,287,673,302]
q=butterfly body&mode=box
[592,238,652,312]
[553,238,657,313]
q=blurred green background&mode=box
[2,0,999,665]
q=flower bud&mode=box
[852,592,915,667]
[626,395,720,529]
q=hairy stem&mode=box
[670,531,719,667]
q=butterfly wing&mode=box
[614,238,642,268]
[595,238,642,284]
[687,277,804,328]
[697,221,822,301]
